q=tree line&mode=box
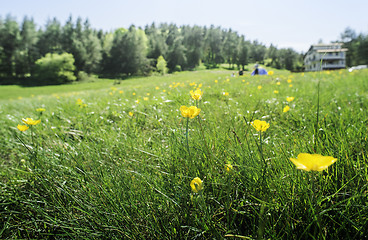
[1,15,365,85]
[339,27,368,67]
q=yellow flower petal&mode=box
[225,164,233,173]
[17,124,29,132]
[251,120,270,132]
[180,105,201,119]
[190,89,203,100]
[190,177,203,193]
[22,118,41,125]
[290,153,337,171]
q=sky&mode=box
[1,0,367,53]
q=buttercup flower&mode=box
[76,99,87,108]
[190,89,203,100]
[287,79,292,83]
[276,82,281,85]
[268,71,274,76]
[251,120,270,132]
[129,112,134,116]
[36,108,46,112]
[190,177,203,193]
[290,153,337,171]
[258,85,262,90]
[22,118,41,126]
[283,106,290,112]
[17,124,29,132]
[286,97,295,102]
[225,164,233,173]
[223,92,229,96]
[274,90,279,94]
[180,106,201,119]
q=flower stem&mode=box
[186,117,190,155]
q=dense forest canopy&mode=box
[0,15,367,85]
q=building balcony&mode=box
[322,64,345,69]
[320,55,345,60]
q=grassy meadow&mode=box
[1,68,368,239]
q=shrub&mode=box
[156,55,168,75]
[33,53,76,85]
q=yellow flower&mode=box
[146,93,150,96]
[198,84,203,88]
[289,84,293,88]
[190,177,203,193]
[226,78,230,82]
[155,86,159,90]
[119,90,124,94]
[36,108,46,112]
[283,106,290,112]
[215,80,218,83]
[17,124,29,132]
[274,90,279,94]
[258,85,262,90]
[76,98,83,105]
[225,164,233,173]
[18,96,23,100]
[276,82,281,85]
[287,79,292,83]
[223,92,229,96]
[135,99,140,104]
[22,118,41,126]
[190,89,203,100]
[163,90,166,93]
[290,153,337,171]
[286,97,295,102]
[129,112,134,116]
[251,120,270,132]
[242,80,245,82]
[268,70,274,76]
[180,106,201,119]
[132,92,136,96]
[143,97,149,101]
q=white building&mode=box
[304,43,348,71]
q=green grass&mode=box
[1,68,368,239]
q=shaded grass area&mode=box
[1,69,368,239]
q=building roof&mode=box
[316,48,348,53]
[312,43,343,47]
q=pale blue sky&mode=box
[1,0,367,52]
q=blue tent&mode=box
[251,68,268,76]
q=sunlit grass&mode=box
[1,68,368,239]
